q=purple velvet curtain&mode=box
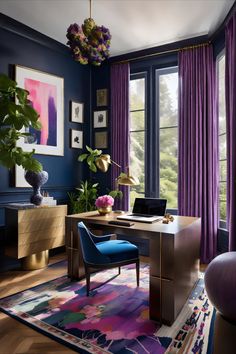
[110,63,130,211]
[225,11,236,251]
[178,45,218,264]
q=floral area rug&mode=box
[0,264,215,354]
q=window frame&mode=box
[156,66,178,213]
[129,72,147,203]
[216,50,227,230]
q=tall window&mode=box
[129,76,146,207]
[157,69,178,209]
[218,53,227,223]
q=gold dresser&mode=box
[5,205,67,270]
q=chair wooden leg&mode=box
[136,259,140,287]
[85,265,90,296]
[118,266,121,275]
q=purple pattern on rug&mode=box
[0,264,211,354]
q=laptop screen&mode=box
[132,198,167,216]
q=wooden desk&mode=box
[65,211,201,325]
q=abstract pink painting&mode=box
[25,78,57,146]
[16,65,64,157]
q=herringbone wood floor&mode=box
[0,253,75,354]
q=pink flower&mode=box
[95,195,114,208]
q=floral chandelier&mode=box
[66,0,111,66]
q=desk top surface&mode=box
[66,211,200,235]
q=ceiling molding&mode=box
[0,13,69,55]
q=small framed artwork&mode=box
[70,101,84,123]
[95,131,108,149]
[94,110,107,128]
[71,129,83,149]
[96,89,108,106]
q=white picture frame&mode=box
[15,65,64,156]
[93,110,107,128]
[15,166,31,188]
[71,101,84,123]
[71,129,83,149]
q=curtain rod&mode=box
[113,41,211,64]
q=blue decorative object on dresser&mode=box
[25,170,48,206]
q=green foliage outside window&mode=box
[129,79,145,207]
[129,73,178,209]
[159,72,178,208]
[218,55,227,222]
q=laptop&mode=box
[117,198,167,223]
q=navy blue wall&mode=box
[0,1,234,267]
[0,14,92,269]
[0,14,92,219]
[89,63,111,195]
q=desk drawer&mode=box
[5,205,67,259]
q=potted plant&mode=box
[78,145,103,172]
[0,74,42,172]
[78,145,124,204]
[68,180,99,214]
[78,145,121,173]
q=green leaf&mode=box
[119,172,127,178]
[31,120,42,130]
[87,155,95,164]
[108,190,123,199]
[15,153,24,165]
[0,74,16,92]
[21,158,42,172]
[0,151,15,168]
[93,149,102,156]
[76,188,84,193]
[21,132,33,137]
[118,191,123,198]
[89,162,97,173]
[16,87,28,104]
[86,145,93,153]
[21,105,40,123]
[109,190,117,198]
[78,153,88,161]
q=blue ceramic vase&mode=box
[25,170,48,206]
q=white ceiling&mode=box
[0,0,234,56]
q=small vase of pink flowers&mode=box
[95,195,114,215]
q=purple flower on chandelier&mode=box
[67,23,80,36]
[66,18,111,66]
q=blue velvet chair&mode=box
[78,221,139,296]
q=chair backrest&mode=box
[78,222,110,265]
